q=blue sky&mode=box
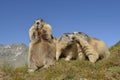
[0,0,120,47]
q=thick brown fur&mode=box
[56,34,78,61]
[64,32,110,63]
[28,19,56,72]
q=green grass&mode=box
[110,41,120,54]
[0,43,120,80]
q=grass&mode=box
[0,43,120,80]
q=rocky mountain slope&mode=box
[0,43,28,68]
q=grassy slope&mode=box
[0,42,120,80]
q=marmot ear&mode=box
[40,19,44,22]
[41,19,46,26]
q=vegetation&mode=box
[110,41,120,54]
[0,42,120,80]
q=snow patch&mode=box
[15,52,22,57]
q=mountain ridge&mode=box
[0,43,28,68]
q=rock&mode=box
[0,43,28,68]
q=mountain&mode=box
[0,43,28,68]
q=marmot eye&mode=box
[36,22,40,25]
[72,37,75,40]
[65,34,68,37]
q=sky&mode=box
[0,0,120,47]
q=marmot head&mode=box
[56,33,76,51]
